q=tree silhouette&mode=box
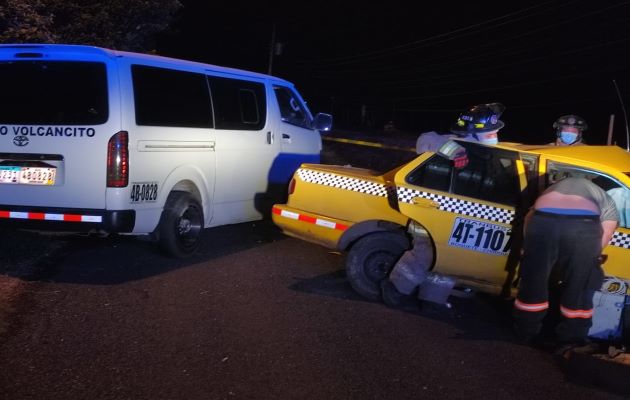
[0,0,182,52]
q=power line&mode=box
[295,0,578,65]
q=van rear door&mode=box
[0,45,119,210]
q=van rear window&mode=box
[0,61,108,125]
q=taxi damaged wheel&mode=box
[158,191,204,258]
[346,231,410,301]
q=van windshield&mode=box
[0,61,108,125]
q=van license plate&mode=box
[0,166,56,185]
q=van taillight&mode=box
[288,178,296,195]
[107,131,129,187]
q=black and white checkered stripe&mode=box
[297,169,389,197]
[397,187,515,224]
[610,231,630,249]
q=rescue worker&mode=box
[416,102,505,168]
[550,114,587,146]
[382,103,506,307]
[513,176,619,348]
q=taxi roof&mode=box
[497,143,630,173]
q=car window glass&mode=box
[273,86,310,129]
[208,76,266,130]
[0,61,108,125]
[132,65,212,128]
[406,143,521,206]
[546,161,630,228]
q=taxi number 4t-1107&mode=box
[448,217,512,255]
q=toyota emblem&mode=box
[13,136,29,147]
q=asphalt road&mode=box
[0,134,626,399]
[0,219,625,400]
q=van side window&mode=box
[207,76,266,130]
[273,86,310,129]
[406,144,521,206]
[0,61,108,125]
[132,65,212,128]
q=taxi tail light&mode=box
[288,177,296,195]
[107,131,129,188]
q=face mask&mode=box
[560,131,578,144]
[477,131,498,145]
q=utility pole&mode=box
[267,23,276,75]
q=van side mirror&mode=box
[313,113,333,132]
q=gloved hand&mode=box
[453,149,469,169]
[437,140,469,169]
[597,254,608,264]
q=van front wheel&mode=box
[158,192,204,258]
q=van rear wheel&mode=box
[158,191,204,258]
[346,232,409,301]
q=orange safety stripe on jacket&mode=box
[560,305,593,319]
[514,299,549,312]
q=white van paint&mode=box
[0,44,332,257]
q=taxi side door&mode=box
[541,159,630,281]
[394,142,528,292]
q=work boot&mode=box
[380,279,409,308]
[554,340,602,358]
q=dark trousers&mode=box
[513,211,604,343]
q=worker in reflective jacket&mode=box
[513,176,619,346]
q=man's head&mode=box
[553,114,587,145]
[451,102,505,144]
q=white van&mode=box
[0,44,332,257]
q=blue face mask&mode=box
[560,131,578,144]
[476,131,498,145]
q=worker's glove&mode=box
[453,150,469,169]
[437,140,469,169]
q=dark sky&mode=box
[157,0,630,146]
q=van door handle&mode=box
[267,131,274,144]
[282,133,291,143]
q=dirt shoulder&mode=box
[0,228,67,336]
[0,276,25,335]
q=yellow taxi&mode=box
[272,140,630,339]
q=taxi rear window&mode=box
[0,61,108,125]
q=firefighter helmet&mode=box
[451,102,505,136]
[553,114,588,131]
[553,115,587,144]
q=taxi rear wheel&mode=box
[158,191,204,258]
[346,231,410,301]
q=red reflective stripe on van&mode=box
[64,214,82,222]
[560,305,593,319]
[29,212,46,220]
[0,209,102,223]
[514,299,549,312]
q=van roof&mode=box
[0,43,289,84]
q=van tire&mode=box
[158,191,204,258]
[346,231,409,301]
